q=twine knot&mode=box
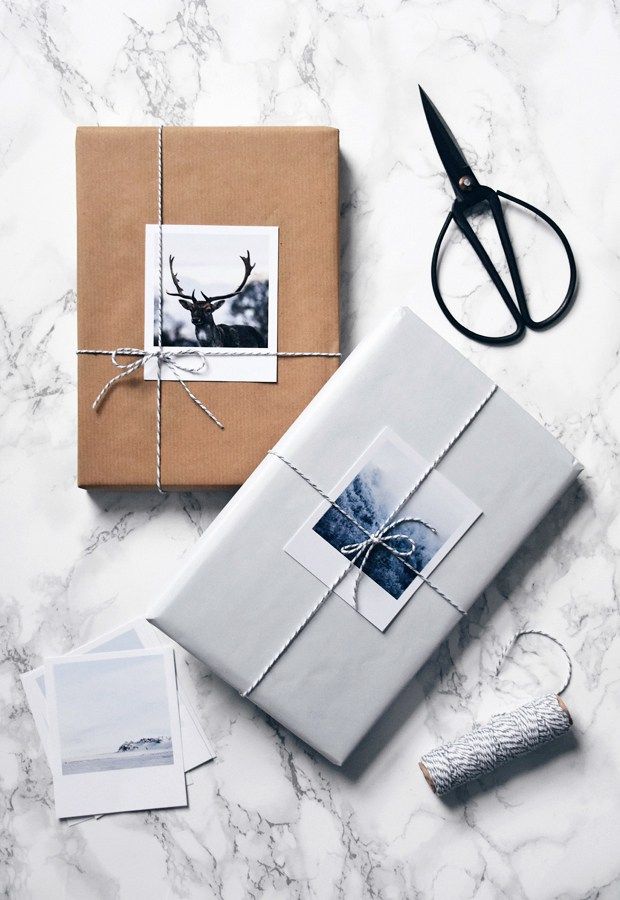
[107,346,209,387]
[340,523,418,560]
[340,517,437,610]
[88,347,224,429]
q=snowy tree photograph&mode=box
[313,459,442,600]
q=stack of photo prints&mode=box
[21,619,215,820]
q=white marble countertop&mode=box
[2,1,619,897]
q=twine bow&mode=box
[89,347,224,428]
[340,517,437,610]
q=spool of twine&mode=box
[419,692,572,796]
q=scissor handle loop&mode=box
[431,188,577,346]
[496,190,577,330]
[431,209,525,346]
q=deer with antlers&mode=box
[167,251,266,348]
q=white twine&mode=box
[241,382,497,697]
[419,629,574,795]
[78,125,340,491]
[495,628,573,695]
[77,348,225,429]
[339,515,438,607]
[156,124,164,492]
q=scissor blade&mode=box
[419,86,477,198]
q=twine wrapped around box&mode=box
[241,382,498,696]
[77,126,340,492]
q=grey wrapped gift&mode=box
[150,308,581,765]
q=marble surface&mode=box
[1,1,619,897]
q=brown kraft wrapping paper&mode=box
[76,126,340,489]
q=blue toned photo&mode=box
[286,429,481,632]
[54,652,174,776]
[313,455,442,600]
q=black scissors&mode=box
[419,86,577,346]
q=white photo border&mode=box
[46,647,187,820]
[284,428,482,632]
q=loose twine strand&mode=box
[241,382,497,697]
[419,629,574,795]
[77,125,339,491]
[495,628,573,695]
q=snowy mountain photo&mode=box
[117,736,172,753]
[53,652,176,775]
[313,461,442,600]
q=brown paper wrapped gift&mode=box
[76,126,340,489]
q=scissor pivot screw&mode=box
[459,176,473,191]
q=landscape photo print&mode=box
[285,428,481,631]
[144,224,278,382]
[21,618,214,773]
[45,648,187,818]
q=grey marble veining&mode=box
[1,1,619,897]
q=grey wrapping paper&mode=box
[150,308,581,765]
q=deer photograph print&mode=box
[285,428,482,631]
[144,224,278,382]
